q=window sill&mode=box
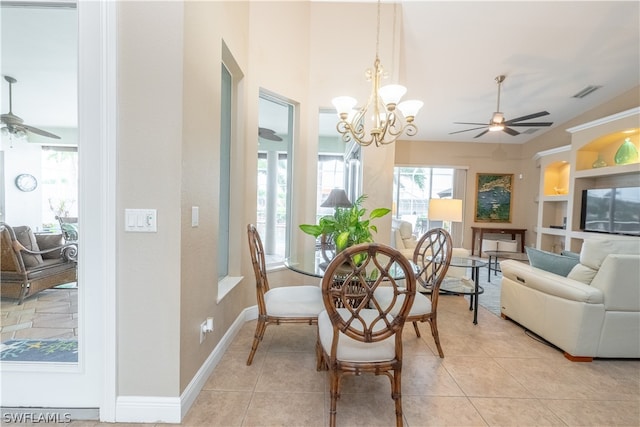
[217,275,243,304]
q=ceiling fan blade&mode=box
[449,126,488,135]
[507,122,554,127]
[502,127,520,136]
[506,111,549,124]
[258,127,282,141]
[474,129,489,138]
[21,123,61,139]
[453,122,488,126]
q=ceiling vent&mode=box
[572,85,602,99]
[523,128,540,135]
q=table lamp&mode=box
[428,198,463,231]
[321,188,352,208]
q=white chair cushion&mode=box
[264,286,324,317]
[318,309,396,363]
[497,240,518,252]
[398,221,413,239]
[482,239,498,252]
[374,286,431,316]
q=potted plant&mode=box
[299,194,391,253]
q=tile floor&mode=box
[9,292,637,426]
[0,288,78,342]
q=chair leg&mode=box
[315,338,327,371]
[392,369,403,427]
[17,283,29,305]
[246,318,267,366]
[429,318,444,358]
[329,369,339,427]
[412,320,421,337]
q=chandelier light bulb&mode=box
[332,96,357,118]
[378,84,407,107]
[397,100,424,121]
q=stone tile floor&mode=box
[1,288,77,342]
[5,292,639,426]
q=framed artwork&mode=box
[474,173,513,223]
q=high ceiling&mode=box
[2,1,639,145]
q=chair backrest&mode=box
[56,216,78,241]
[247,224,270,313]
[0,224,23,273]
[321,243,416,344]
[412,228,453,307]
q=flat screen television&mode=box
[580,187,640,236]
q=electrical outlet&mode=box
[199,320,207,344]
[199,317,214,344]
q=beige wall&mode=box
[117,1,184,396]
[179,0,251,392]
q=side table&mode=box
[432,256,487,325]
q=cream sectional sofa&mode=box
[500,238,640,361]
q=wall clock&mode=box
[15,173,38,192]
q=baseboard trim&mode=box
[114,305,258,423]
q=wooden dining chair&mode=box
[246,224,325,365]
[375,227,452,358]
[317,243,416,427]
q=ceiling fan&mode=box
[450,75,553,139]
[258,127,282,141]
[1,75,61,140]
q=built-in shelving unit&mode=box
[567,107,640,252]
[534,146,571,252]
[535,107,640,253]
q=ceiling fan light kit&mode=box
[331,0,422,147]
[1,75,61,142]
[450,74,553,139]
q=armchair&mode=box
[392,219,418,258]
[1,223,78,304]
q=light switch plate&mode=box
[125,209,157,232]
[192,206,199,227]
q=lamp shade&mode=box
[428,198,463,222]
[378,84,407,106]
[321,188,352,208]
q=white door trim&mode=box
[0,0,117,417]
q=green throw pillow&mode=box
[526,247,580,277]
[560,250,581,260]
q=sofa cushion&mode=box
[14,226,43,268]
[580,238,640,270]
[561,250,580,259]
[525,247,580,277]
[36,234,65,260]
[567,263,598,285]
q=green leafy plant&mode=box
[299,194,391,253]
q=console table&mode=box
[471,226,526,256]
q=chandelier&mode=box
[331,0,423,147]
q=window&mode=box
[257,92,294,265]
[41,146,78,231]
[218,63,232,278]
[316,110,361,220]
[392,167,455,236]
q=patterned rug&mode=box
[0,339,78,362]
